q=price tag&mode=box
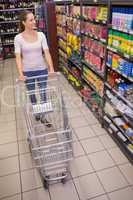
[117,132,127,142]
[130,30,133,35]
[124,54,130,59]
[108,128,113,134]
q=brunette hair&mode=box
[19,10,33,32]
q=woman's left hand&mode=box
[49,67,54,73]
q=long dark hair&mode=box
[19,10,33,32]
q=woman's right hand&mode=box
[19,74,25,81]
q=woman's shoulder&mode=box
[14,33,22,41]
[38,31,46,38]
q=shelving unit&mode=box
[56,0,133,163]
[103,0,133,162]
[56,0,108,123]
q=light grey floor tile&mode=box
[73,141,85,157]
[81,138,105,154]
[74,97,85,108]
[91,194,109,200]
[80,105,95,116]
[119,163,133,185]
[108,147,129,165]
[84,114,99,125]
[99,135,117,149]
[70,116,88,128]
[0,156,19,176]
[50,180,79,200]
[91,124,107,136]
[74,173,105,200]
[72,132,78,142]
[15,108,25,120]
[20,153,34,171]
[97,167,129,192]
[16,119,27,130]
[21,169,43,192]
[0,105,15,114]
[0,112,15,122]
[64,99,78,111]
[0,173,21,199]
[2,194,21,200]
[70,156,94,178]
[74,126,95,140]
[1,97,15,106]
[68,109,83,118]
[0,131,17,145]
[0,121,16,134]
[18,140,30,154]
[23,188,50,200]
[0,142,18,159]
[17,128,27,141]
[88,150,115,171]
[108,187,133,200]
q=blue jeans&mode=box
[23,69,48,104]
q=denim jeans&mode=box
[23,69,48,104]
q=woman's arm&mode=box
[15,53,25,80]
[43,49,54,73]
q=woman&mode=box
[14,10,54,126]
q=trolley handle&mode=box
[16,72,60,82]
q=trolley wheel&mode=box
[61,177,66,184]
[43,179,49,189]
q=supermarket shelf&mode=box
[59,57,67,64]
[0,7,34,12]
[105,82,133,110]
[0,20,19,24]
[55,1,72,5]
[103,114,133,163]
[81,32,106,45]
[58,46,67,54]
[82,0,108,5]
[106,63,133,82]
[109,25,133,35]
[56,12,66,15]
[107,46,133,62]
[82,60,104,80]
[0,32,18,36]
[66,15,81,20]
[82,75,103,97]
[111,0,133,6]
[1,43,14,46]
[59,53,67,59]
[65,65,81,81]
[68,57,82,71]
[82,17,107,25]
[104,112,133,145]
[57,35,67,42]
[105,94,133,129]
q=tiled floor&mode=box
[0,59,133,200]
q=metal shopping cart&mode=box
[16,72,73,189]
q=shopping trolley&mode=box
[16,72,73,189]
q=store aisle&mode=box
[0,59,133,200]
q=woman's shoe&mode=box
[35,114,41,121]
[40,116,52,127]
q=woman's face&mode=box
[23,13,36,30]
